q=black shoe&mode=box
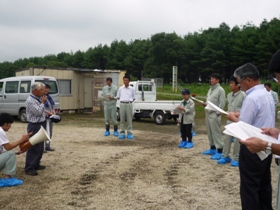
[45,147,55,151]
[25,170,38,176]
[36,165,46,170]
[44,150,48,153]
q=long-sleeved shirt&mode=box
[178,98,195,124]
[26,94,46,123]
[102,85,118,105]
[206,83,226,115]
[226,90,246,124]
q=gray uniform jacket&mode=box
[102,85,118,106]
[179,98,195,124]
[206,83,226,116]
[226,90,246,124]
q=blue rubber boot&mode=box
[119,133,125,140]
[104,124,110,136]
[231,160,239,167]
[127,133,134,140]
[185,142,194,149]
[113,125,119,137]
[0,177,23,188]
[211,153,222,160]
[178,141,187,148]
[202,149,216,155]
[192,132,196,136]
[217,157,232,164]
[104,131,110,136]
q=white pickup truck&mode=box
[116,81,181,125]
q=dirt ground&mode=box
[0,113,278,210]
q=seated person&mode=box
[0,113,30,187]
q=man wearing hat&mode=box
[177,89,195,148]
[202,73,226,160]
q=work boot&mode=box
[178,141,187,148]
[104,124,110,136]
[113,125,119,137]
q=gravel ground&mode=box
[0,113,278,210]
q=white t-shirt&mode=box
[0,127,9,154]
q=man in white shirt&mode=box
[0,113,30,187]
[117,75,135,140]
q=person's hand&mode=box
[21,133,31,142]
[108,96,114,100]
[178,106,185,111]
[261,128,280,139]
[239,137,267,153]
[41,95,47,104]
[227,112,239,122]
[15,148,27,155]
[202,102,207,107]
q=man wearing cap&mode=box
[202,73,226,160]
[101,77,119,137]
[117,75,135,140]
[237,50,280,210]
[217,76,245,167]
[177,89,195,149]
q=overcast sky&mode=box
[0,0,279,62]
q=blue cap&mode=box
[181,89,190,95]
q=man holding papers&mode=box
[217,76,245,167]
[202,73,226,160]
[238,50,280,210]
[227,63,275,210]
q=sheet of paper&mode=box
[223,121,278,160]
[205,100,228,115]
[102,94,111,100]
[190,96,204,103]
[172,107,185,114]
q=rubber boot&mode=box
[113,125,119,137]
[104,124,110,136]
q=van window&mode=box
[5,81,19,93]
[35,80,58,94]
[20,81,31,93]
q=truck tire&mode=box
[19,109,27,123]
[154,111,166,125]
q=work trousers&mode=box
[104,104,117,126]
[222,135,240,161]
[277,163,280,210]
[180,115,192,142]
[205,113,223,149]
[120,103,133,134]
[239,144,273,210]
[0,150,16,176]
[25,121,46,172]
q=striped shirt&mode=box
[26,94,46,123]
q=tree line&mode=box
[0,17,280,83]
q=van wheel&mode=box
[154,111,166,125]
[19,109,27,123]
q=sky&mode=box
[0,0,279,62]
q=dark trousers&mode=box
[180,123,192,142]
[25,121,46,172]
[239,144,273,210]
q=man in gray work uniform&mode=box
[101,77,118,137]
[117,75,135,140]
[202,73,226,160]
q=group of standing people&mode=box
[0,82,57,187]
[101,75,135,140]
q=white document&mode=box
[102,94,111,100]
[190,96,204,103]
[224,121,278,160]
[172,107,185,114]
[205,100,228,115]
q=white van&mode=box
[0,76,60,122]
